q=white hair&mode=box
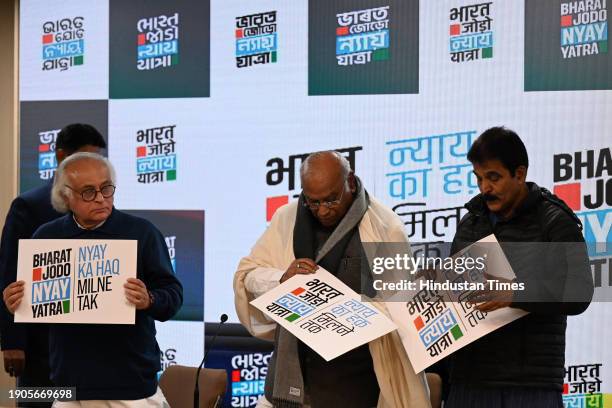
[51,152,117,213]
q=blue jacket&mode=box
[32,208,183,400]
[0,182,60,353]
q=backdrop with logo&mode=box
[18,0,611,406]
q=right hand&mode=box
[3,281,25,314]
[3,349,25,377]
[280,258,318,283]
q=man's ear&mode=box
[55,149,68,164]
[348,172,356,192]
[515,165,527,183]
[60,188,71,208]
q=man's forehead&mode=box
[473,159,507,174]
[66,160,110,185]
[302,174,342,197]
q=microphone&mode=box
[194,314,228,408]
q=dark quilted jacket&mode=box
[449,182,594,390]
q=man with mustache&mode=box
[446,127,593,408]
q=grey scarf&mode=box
[264,179,369,407]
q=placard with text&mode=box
[15,239,137,324]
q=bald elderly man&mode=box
[3,152,182,407]
[234,151,430,408]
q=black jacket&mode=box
[0,182,60,354]
[449,182,593,390]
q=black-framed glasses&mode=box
[302,183,346,210]
[65,184,116,202]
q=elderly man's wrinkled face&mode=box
[302,172,355,228]
[64,159,114,228]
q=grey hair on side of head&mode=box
[300,150,351,181]
[50,152,116,213]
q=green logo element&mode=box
[286,313,300,322]
[451,324,463,340]
[373,48,390,61]
[62,300,70,314]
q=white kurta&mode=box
[234,198,432,408]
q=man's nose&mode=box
[480,179,492,193]
[93,190,105,202]
[316,205,331,217]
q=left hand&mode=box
[3,349,25,377]
[124,278,151,310]
[3,281,25,314]
[468,275,514,312]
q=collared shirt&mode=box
[72,214,106,230]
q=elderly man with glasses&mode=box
[234,151,430,408]
[0,123,106,408]
[3,152,182,407]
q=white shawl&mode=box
[234,198,431,408]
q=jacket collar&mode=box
[61,207,122,237]
[465,182,542,220]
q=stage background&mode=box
[16,0,612,406]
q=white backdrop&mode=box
[19,0,611,404]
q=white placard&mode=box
[15,239,137,324]
[250,268,397,361]
[387,234,528,373]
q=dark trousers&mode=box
[446,384,563,408]
[16,355,53,408]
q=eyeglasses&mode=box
[302,184,346,210]
[65,184,116,202]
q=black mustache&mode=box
[483,194,499,202]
